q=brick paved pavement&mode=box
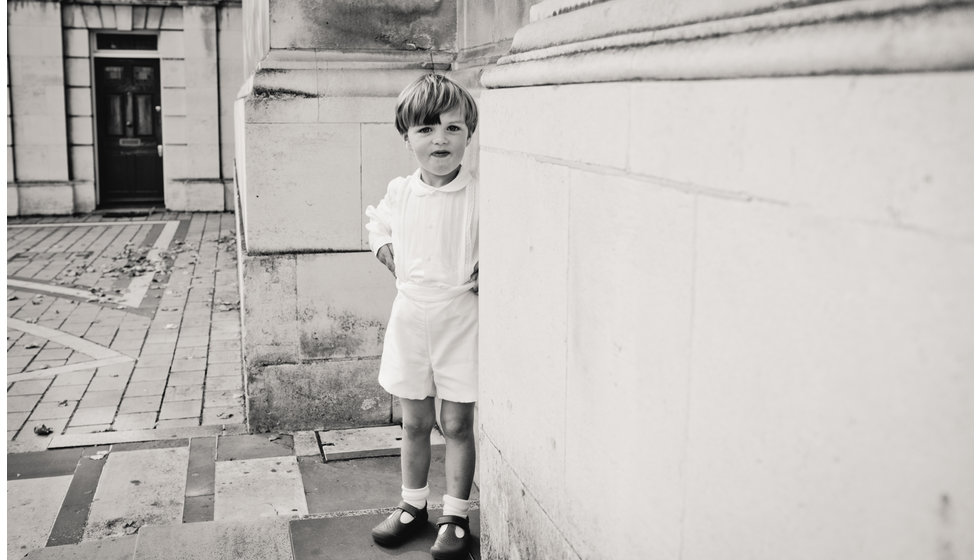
[6,212,245,453]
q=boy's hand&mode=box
[469,262,479,294]
[377,243,396,277]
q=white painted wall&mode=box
[478,74,972,559]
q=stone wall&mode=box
[6,0,242,215]
[477,1,972,559]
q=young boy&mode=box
[364,73,479,560]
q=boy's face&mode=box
[404,106,470,187]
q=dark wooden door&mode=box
[94,58,163,207]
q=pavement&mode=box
[6,212,480,560]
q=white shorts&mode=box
[378,290,478,403]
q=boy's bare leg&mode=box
[400,397,436,489]
[440,400,475,499]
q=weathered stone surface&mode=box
[17,184,74,215]
[7,476,74,558]
[247,360,391,432]
[270,0,457,52]
[214,456,308,521]
[134,518,292,560]
[240,253,299,364]
[295,252,396,360]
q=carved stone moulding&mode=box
[483,0,973,87]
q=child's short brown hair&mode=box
[395,74,478,138]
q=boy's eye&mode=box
[447,125,461,132]
[417,127,432,133]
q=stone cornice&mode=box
[483,0,972,87]
[60,0,241,6]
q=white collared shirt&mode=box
[366,167,479,301]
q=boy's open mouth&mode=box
[431,151,451,158]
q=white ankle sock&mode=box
[400,485,429,523]
[442,494,469,519]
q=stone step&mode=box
[132,518,294,560]
[23,536,137,560]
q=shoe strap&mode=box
[436,515,469,530]
[397,501,425,517]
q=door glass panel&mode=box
[135,94,153,136]
[134,66,154,83]
[107,95,124,136]
[104,66,124,80]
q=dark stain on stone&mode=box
[251,86,318,100]
[300,0,455,51]
[300,309,385,359]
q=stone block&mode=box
[115,5,133,31]
[628,73,972,239]
[316,68,427,98]
[7,1,61,27]
[164,180,225,211]
[681,197,972,559]
[185,87,219,120]
[65,58,91,87]
[184,58,218,86]
[134,518,292,560]
[73,181,96,213]
[481,83,630,169]
[69,116,94,145]
[161,87,187,116]
[160,59,186,88]
[81,5,102,28]
[242,122,361,252]
[8,184,19,216]
[186,143,221,177]
[318,96,394,124]
[479,442,581,560]
[10,56,64,91]
[14,146,69,182]
[71,146,95,180]
[295,252,397,360]
[182,5,215,30]
[478,150,569,515]
[99,5,116,29]
[162,116,187,144]
[247,360,391,432]
[462,0,495,48]
[161,144,188,178]
[183,21,218,58]
[132,6,147,30]
[270,0,457,51]
[158,30,184,58]
[8,25,63,57]
[240,253,300,361]
[67,88,93,117]
[214,456,308,521]
[360,123,417,249]
[145,7,164,30]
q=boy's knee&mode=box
[402,416,435,437]
[440,417,474,440]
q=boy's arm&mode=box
[365,183,396,276]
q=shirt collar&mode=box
[410,167,471,195]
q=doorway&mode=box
[93,57,164,208]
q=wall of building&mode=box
[476,1,972,559]
[6,0,242,216]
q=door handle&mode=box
[157,145,163,157]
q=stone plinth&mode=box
[234,0,464,431]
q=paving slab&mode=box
[216,433,293,461]
[289,510,481,560]
[134,518,293,560]
[318,425,445,461]
[24,536,137,560]
[8,448,86,480]
[214,456,309,522]
[7,476,75,558]
[84,447,189,540]
[298,447,479,515]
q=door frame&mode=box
[90,31,162,209]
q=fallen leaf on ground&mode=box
[165,324,178,329]
[217,412,235,419]
[58,400,68,406]
[33,424,53,436]
[269,435,280,441]
[7,296,18,301]
[25,344,40,349]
